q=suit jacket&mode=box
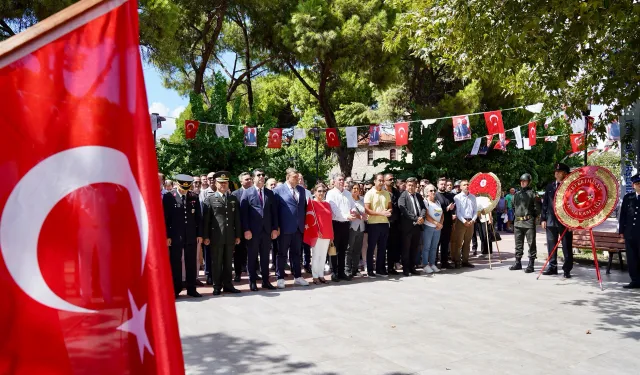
[273,183,307,234]
[163,190,202,248]
[232,187,246,201]
[203,192,241,245]
[397,191,426,233]
[435,191,455,225]
[619,192,639,241]
[387,186,401,223]
[240,186,278,236]
[541,181,564,228]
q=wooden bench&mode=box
[573,230,626,275]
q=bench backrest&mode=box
[573,230,625,250]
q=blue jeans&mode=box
[421,226,442,266]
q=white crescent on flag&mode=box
[0,146,149,314]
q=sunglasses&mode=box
[428,189,436,192]
[256,173,265,177]
[316,190,325,193]
[207,177,215,180]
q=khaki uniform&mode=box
[203,192,241,289]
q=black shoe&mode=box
[250,282,259,291]
[234,274,241,282]
[331,273,340,282]
[367,272,377,278]
[455,263,462,269]
[509,261,522,271]
[223,286,241,294]
[543,268,558,275]
[262,282,276,290]
[461,262,475,268]
[441,262,454,269]
[403,271,411,277]
[623,283,640,289]
[524,258,535,273]
[187,289,202,298]
[213,288,221,296]
[304,266,312,274]
[472,250,478,256]
[270,265,276,271]
[194,280,205,287]
[563,272,572,279]
[206,275,213,285]
[411,270,421,275]
[339,274,352,281]
[388,269,400,275]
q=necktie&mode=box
[292,187,298,203]
[412,194,420,215]
[259,188,264,206]
[181,194,186,206]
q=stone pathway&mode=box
[177,223,639,375]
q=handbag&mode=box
[328,241,337,256]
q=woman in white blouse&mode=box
[421,184,444,274]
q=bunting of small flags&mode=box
[185,120,199,139]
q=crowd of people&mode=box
[160,162,640,298]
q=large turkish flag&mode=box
[0,1,184,374]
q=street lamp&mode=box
[582,104,592,166]
[311,126,320,183]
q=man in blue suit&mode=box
[273,168,309,288]
[241,168,279,291]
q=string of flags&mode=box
[161,102,616,154]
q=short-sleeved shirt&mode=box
[505,194,514,209]
[364,188,391,224]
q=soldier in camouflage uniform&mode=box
[510,173,539,273]
[203,171,242,295]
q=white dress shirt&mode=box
[326,187,354,222]
[454,192,478,223]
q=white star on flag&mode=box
[117,290,154,362]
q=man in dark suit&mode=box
[232,172,253,282]
[619,173,640,289]
[397,177,426,276]
[435,177,456,268]
[541,163,574,278]
[203,171,242,295]
[273,168,309,289]
[163,174,202,298]
[384,173,402,275]
[241,168,279,291]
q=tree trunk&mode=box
[240,18,254,114]
[192,1,227,94]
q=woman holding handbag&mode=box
[303,183,334,284]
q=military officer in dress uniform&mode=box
[619,173,640,289]
[163,174,203,298]
[541,163,574,278]
[203,171,242,295]
[510,173,539,273]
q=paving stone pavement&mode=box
[177,224,640,375]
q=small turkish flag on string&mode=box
[395,122,409,146]
[486,134,495,147]
[483,110,505,135]
[185,120,199,139]
[528,122,537,146]
[326,128,340,147]
[268,128,283,148]
[0,0,184,374]
[570,134,585,153]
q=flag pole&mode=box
[0,0,123,68]
[589,228,604,291]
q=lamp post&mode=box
[311,126,320,183]
[582,104,592,166]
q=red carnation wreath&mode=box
[468,172,501,212]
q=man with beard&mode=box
[435,177,456,269]
[384,173,402,274]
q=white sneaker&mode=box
[294,277,309,286]
[277,279,286,289]
[423,265,434,274]
[430,265,441,273]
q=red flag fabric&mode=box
[494,139,511,150]
[395,122,409,146]
[268,128,282,148]
[483,111,505,135]
[303,201,334,247]
[486,134,495,147]
[0,1,184,374]
[528,122,537,146]
[586,116,595,133]
[326,128,340,147]
[570,134,585,153]
[184,120,199,139]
